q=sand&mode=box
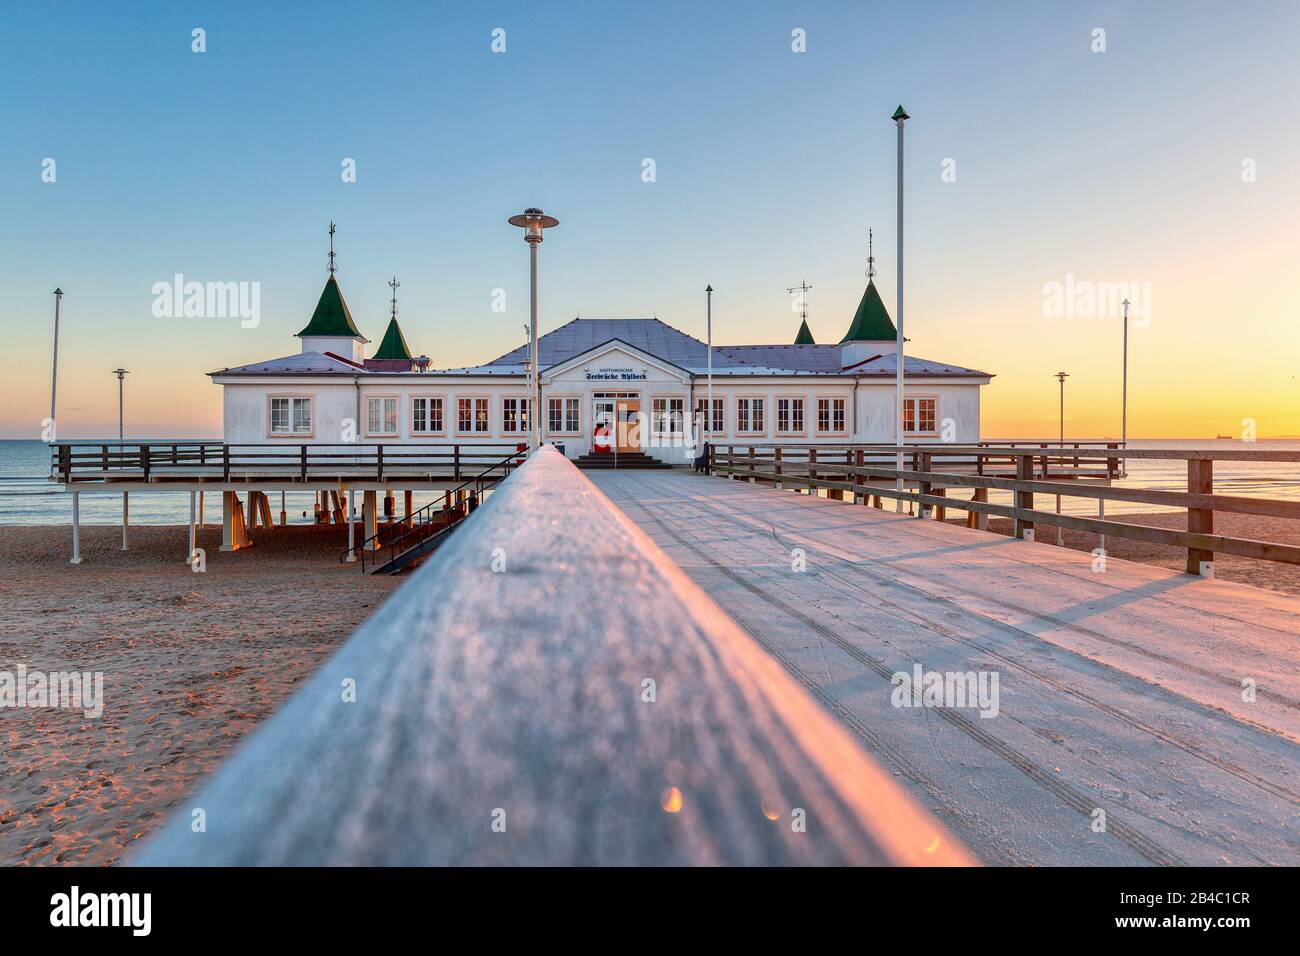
[962,511,1300,595]
[0,523,399,866]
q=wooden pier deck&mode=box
[591,469,1300,866]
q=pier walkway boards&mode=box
[591,468,1300,866]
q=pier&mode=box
[136,446,1300,866]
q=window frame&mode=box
[266,393,315,438]
[736,395,767,436]
[815,394,848,436]
[410,394,446,436]
[456,395,492,435]
[775,394,807,437]
[902,394,939,436]
[546,395,581,436]
[365,394,400,438]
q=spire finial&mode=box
[389,275,400,320]
[867,228,876,280]
[327,221,337,275]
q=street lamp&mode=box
[1055,371,1069,545]
[508,207,559,453]
[113,368,129,440]
[49,288,63,441]
[1120,297,1130,478]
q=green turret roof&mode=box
[373,316,412,360]
[296,276,364,339]
[840,279,897,342]
[794,318,815,345]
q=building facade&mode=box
[211,272,994,464]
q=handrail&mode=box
[710,442,1300,575]
[133,447,971,865]
[346,449,525,571]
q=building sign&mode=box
[585,367,647,381]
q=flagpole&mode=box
[893,106,909,513]
[706,285,713,450]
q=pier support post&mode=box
[384,492,395,519]
[967,487,988,530]
[280,491,287,526]
[70,492,83,564]
[221,491,251,551]
[345,490,356,562]
[1187,459,1214,576]
[188,492,197,564]
[363,491,378,550]
[404,490,413,528]
[199,491,205,528]
[121,491,129,550]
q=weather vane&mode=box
[389,275,400,319]
[867,228,875,280]
[327,221,337,275]
[785,280,813,324]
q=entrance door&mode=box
[616,399,641,452]
[593,399,615,452]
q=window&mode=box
[269,396,312,435]
[652,397,684,434]
[778,397,804,433]
[817,398,846,434]
[412,397,443,434]
[904,397,937,433]
[367,397,398,435]
[548,398,580,433]
[503,398,531,434]
[694,398,724,434]
[737,397,764,434]
[458,397,490,433]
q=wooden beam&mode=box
[133,447,972,867]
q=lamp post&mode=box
[50,288,63,441]
[1120,297,1129,478]
[113,368,129,440]
[892,105,909,513]
[1055,371,1069,545]
[507,207,560,453]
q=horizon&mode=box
[3,0,1298,440]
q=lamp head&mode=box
[508,207,559,244]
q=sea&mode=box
[2,438,1298,525]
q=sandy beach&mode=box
[964,511,1300,595]
[0,523,398,866]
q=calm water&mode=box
[2,438,1298,524]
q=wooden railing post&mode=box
[377,444,384,480]
[101,444,108,471]
[1013,454,1034,540]
[454,445,461,482]
[918,452,932,519]
[774,446,783,489]
[59,445,71,480]
[808,447,817,494]
[300,445,307,480]
[223,445,231,481]
[140,444,150,482]
[855,449,865,505]
[1187,459,1214,575]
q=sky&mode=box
[1,0,1297,439]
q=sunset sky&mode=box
[2,0,1297,439]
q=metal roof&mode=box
[487,318,755,370]
[209,351,365,376]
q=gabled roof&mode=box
[297,276,366,339]
[794,318,815,344]
[487,317,755,370]
[208,351,366,377]
[841,279,897,342]
[372,317,412,360]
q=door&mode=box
[616,399,641,452]
[593,399,615,452]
